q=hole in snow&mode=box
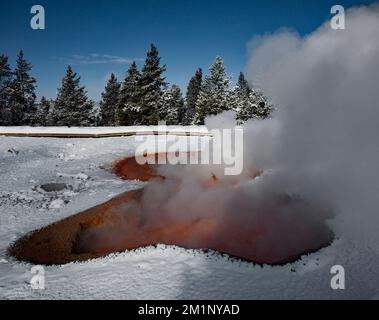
[9,154,334,265]
[40,183,67,192]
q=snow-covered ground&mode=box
[1,134,379,299]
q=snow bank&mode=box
[0,126,210,138]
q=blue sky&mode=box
[0,0,375,101]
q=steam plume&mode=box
[244,3,379,251]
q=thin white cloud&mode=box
[63,54,142,65]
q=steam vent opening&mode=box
[9,153,334,266]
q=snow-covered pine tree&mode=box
[34,96,51,126]
[237,89,273,123]
[10,50,37,125]
[99,73,120,126]
[228,72,251,117]
[116,62,141,125]
[227,86,241,113]
[235,90,256,122]
[252,89,273,119]
[138,44,167,125]
[0,54,13,126]
[194,57,230,125]
[183,68,202,125]
[52,66,95,126]
[160,85,184,125]
[233,72,252,123]
[236,72,250,98]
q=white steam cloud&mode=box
[244,3,379,251]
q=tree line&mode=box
[0,45,272,127]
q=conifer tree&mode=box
[194,57,230,124]
[116,62,141,125]
[183,68,202,125]
[236,72,250,97]
[35,96,51,126]
[52,66,95,126]
[237,89,273,123]
[252,89,273,119]
[0,54,13,125]
[10,50,37,125]
[161,85,184,125]
[232,72,251,121]
[138,44,167,125]
[99,73,120,126]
